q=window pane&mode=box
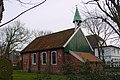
[32,53,36,64]
[33,54,36,63]
[42,52,47,64]
[51,52,57,64]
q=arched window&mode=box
[42,52,47,65]
[32,53,36,65]
[51,51,57,65]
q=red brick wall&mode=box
[65,52,82,65]
[22,48,65,73]
[40,49,65,74]
[64,52,83,72]
[30,52,39,72]
[22,49,103,73]
[65,52,103,72]
[22,53,30,71]
[22,52,39,72]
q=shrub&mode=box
[0,57,13,80]
[78,62,92,75]
[62,61,76,75]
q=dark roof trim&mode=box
[86,34,104,41]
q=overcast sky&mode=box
[2,0,95,32]
[1,0,120,47]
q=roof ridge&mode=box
[36,28,74,38]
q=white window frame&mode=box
[51,51,57,65]
[32,53,36,65]
[41,52,47,65]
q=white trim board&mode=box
[69,50,85,63]
[63,27,93,52]
[80,29,94,52]
[63,27,80,47]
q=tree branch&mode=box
[97,17,120,36]
[0,0,47,27]
[83,16,120,36]
[16,0,38,5]
[96,1,113,19]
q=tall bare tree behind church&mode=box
[85,0,120,37]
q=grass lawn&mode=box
[13,70,67,80]
[13,70,120,80]
[13,70,37,80]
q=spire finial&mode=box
[73,5,82,23]
[73,5,82,30]
[76,5,77,9]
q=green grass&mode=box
[13,70,37,80]
[13,70,67,80]
[13,69,120,80]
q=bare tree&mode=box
[85,0,120,37]
[31,30,52,38]
[82,10,114,44]
[82,14,114,62]
[0,20,31,59]
[0,0,46,27]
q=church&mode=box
[21,7,102,74]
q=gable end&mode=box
[63,27,93,53]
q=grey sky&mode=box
[2,0,92,32]
[1,0,120,47]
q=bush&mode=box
[62,61,76,75]
[78,62,92,75]
[0,57,13,80]
[64,64,120,80]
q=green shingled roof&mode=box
[73,6,82,23]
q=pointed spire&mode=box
[73,6,82,23]
[73,6,82,30]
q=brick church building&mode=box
[21,7,102,74]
